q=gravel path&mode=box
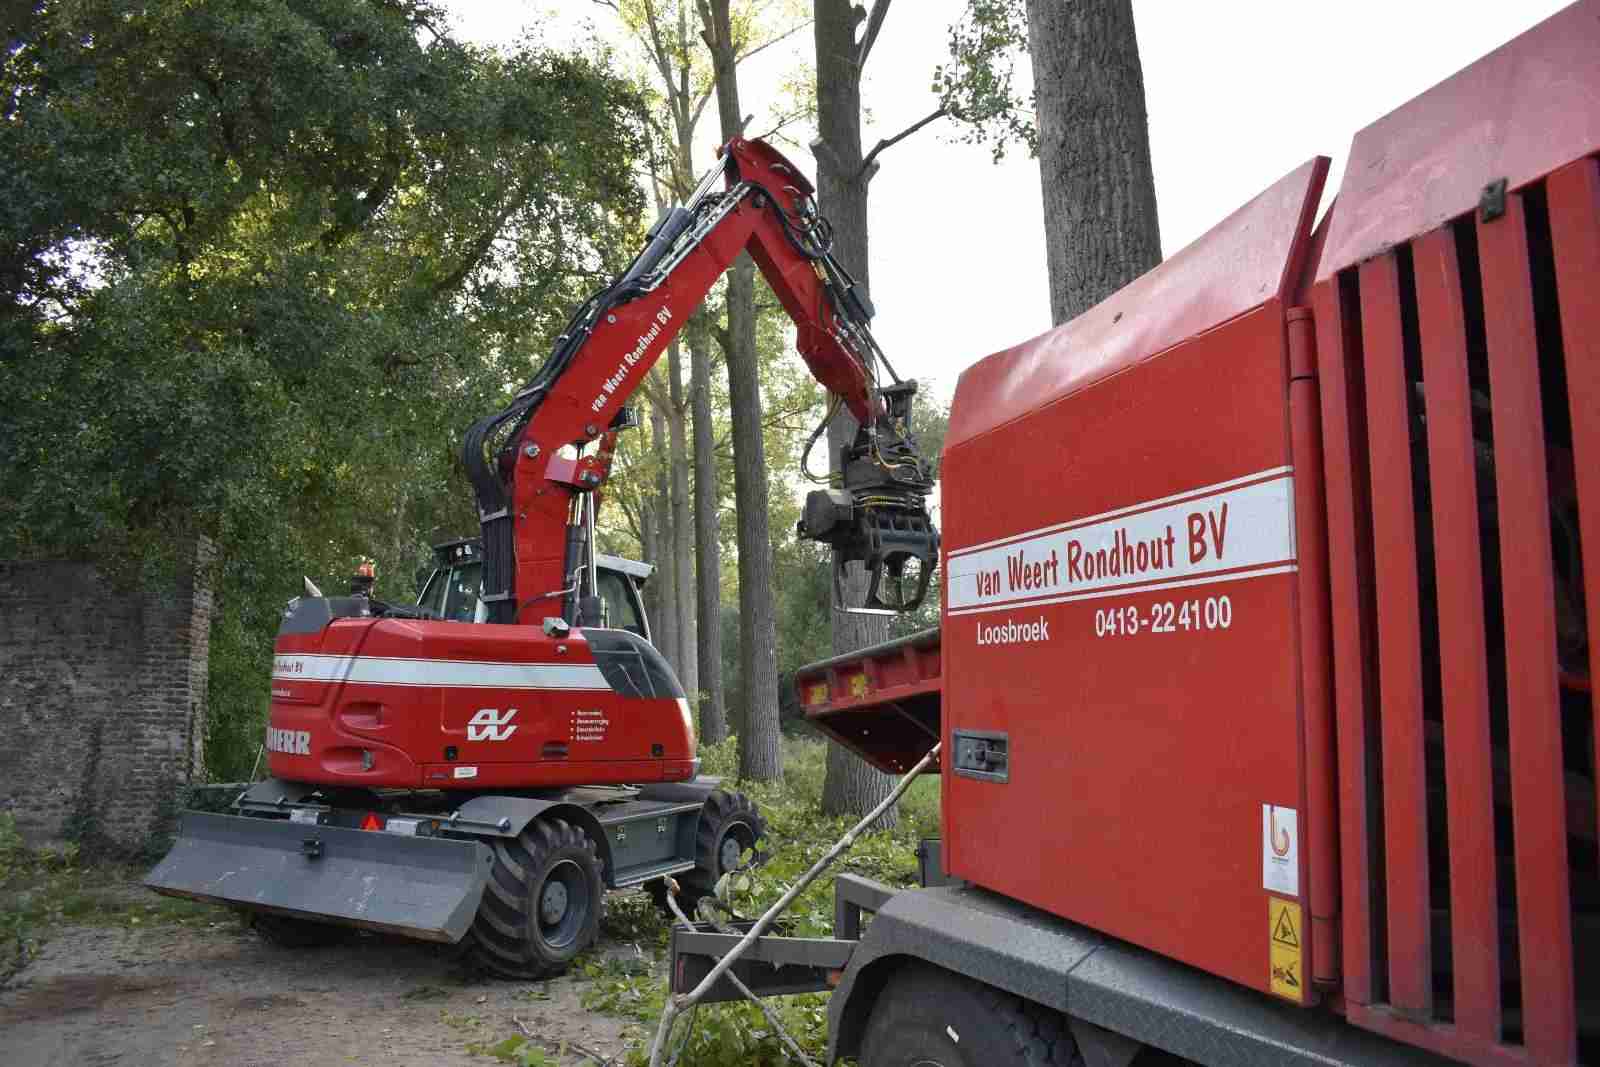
[0,914,649,1066]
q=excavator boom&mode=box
[463,138,939,625]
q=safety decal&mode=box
[1262,804,1299,895]
[1269,896,1304,1003]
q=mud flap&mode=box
[145,812,493,943]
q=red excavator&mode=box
[146,137,940,979]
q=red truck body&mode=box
[800,6,1600,1063]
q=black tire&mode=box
[859,963,1081,1067]
[465,817,603,980]
[683,790,766,892]
[251,912,355,949]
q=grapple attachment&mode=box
[798,380,940,615]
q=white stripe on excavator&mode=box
[271,654,610,691]
[947,465,1294,558]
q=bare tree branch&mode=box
[857,0,891,69]
[750,105,811,143]
[737,19,813,67]
[859,106,946,177]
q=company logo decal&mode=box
[467,707,519,742]
[947,468,1297,616]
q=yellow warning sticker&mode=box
[848,673,869,697]
[808,683,828,706]
[1269,897,1304,1003]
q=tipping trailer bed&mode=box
[795,627,942,775]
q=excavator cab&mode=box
[417,538,654,640]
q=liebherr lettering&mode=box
[265,727,311,755]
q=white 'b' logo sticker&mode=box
[467,708,518,742]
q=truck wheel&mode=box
[684,790,766,892]
[251,912,355,949]
[465,817,603,980]
[859,963,1081,1067]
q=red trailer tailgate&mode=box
[796,628,941,775]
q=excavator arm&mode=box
[463,137,938,627]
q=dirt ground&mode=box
[0,901,658,1067]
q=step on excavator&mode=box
[146,138,940,979]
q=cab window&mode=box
[444,562,484,623]
[596,569,645,637]
[418,570,448,617]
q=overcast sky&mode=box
[441,0,1572,402]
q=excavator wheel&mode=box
[686,790,767,889]
[647,790,767,921]
[250,912,356,949]
[464,817,603,980]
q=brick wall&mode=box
[0,540,212,851]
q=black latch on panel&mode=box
[301,837,324,860]
[952,729,1009,783]
[1479,177,1508,222]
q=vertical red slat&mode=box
[1410,227,1501,1039]
[1476,194,1577,1064]
[1357,254,1433,1018]
[1545,158,1600,859]
[1311,278,1374,1005]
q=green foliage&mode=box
[1,1,652,776]
[465,1035,560,1065]
[575,735,938,1064]
[935,0,1037,160]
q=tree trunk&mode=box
[649,402,678,669]
[813,0,897,825]
[639,501,658,629]
[704,0,781,781]
[667,341,698,709]
[689,313,728,742]
[1024,0,1161,326]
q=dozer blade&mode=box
[145,811,493,943]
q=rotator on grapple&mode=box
[146,137,940,979]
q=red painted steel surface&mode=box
[1476,193,1578,1064]
[1546,157,1600,900]
[794,630,942,775]
[267,621,695,788]
[1286,306,1341,988]
[1315,0,1600,283]
[1310,268,1379,1011]
[508,137,885,622]
[1357,254,1435,1019]
[947,157,1329,454]
[1410,225,1501,1042]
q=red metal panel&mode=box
[1545,157,1600,860]
[1356,255,1432,1018]
[1317,0,1600,282]
[947,159,1328,456]
[941,306,1302,998]
[1310,276,1375,1007]
[1287,307,1340,988]
[1475,194,1577,1065]
[1409,226,1501,1041]
[1347,1004,1533,1067]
